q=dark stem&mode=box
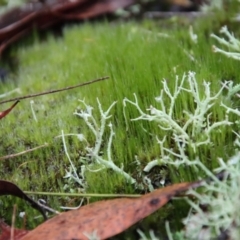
[0,76,109,104]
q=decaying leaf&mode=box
[0,180,47,220]
[21,180,202,240]
[0,220,29,240]
[0,0,135,56]
[0,101,19,119]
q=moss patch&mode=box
[1,11,240,237]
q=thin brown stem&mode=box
[10,205,17,240]
[0,143,49,160]
[0,76,109,104]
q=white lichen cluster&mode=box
[0,88,21,98]
[182,151,240,240]
[124,72,233,173]
[61,98,136,192]
[61,69,240,239]
[211,25,240,61]
[200,0,224,12]
[124,72,240,239]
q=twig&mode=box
[0,143,49,160]
[0,76,109,104]
[144,11,209,20]
[10,205,17,240]
[23,191,142,198]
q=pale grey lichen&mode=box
[124,72,233,173]
[211,26,240,61]
[124,72,240,239]
[182,152,240,240]
[61,70,240,239]
[62,98,136,189]
[0,88,21,98]
[200,0,224,12]
[189,25,198,44]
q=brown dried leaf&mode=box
[0,180,47,220]
[0,0,135,55]
[22,181,202,240]
[0,220,29,240]
[0,101,19,120]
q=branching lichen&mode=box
[124,71,240,239]
[62,98,136,189]
[62,71,240,239]
[211,26,240,60]
[124,72,233,173]
[182,151,240,240]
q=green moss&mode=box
[0,9,240,237]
